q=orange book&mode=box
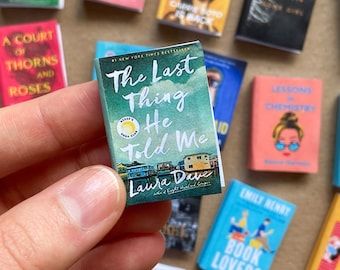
[307,194,340,270]
[249,76,322,173]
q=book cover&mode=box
[204,51,247,149]
[95,41,224,206]
[162,197,201,252]
[236,0,316,53]
[198,179,296,270]
[307,194,340,270]
[0,20,67,106]
[153,263,185,270]
[92,41,150,80]
[0,0,64,9]
[333,97,340,188]
[249,76,322,173]
[87,0,145,12]
[157,0,231,37]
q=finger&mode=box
[71,233,165,270]
[0,138,111,211]
[103,201,171,241]
[0,166,126,270]
[0,81,104,178]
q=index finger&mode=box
[0,81,105,178]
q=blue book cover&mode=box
[333,96,340,188]
[92,41,150,79]
[204,51,247,149]
[198,180,296,270]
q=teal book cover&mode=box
[95,41,224,206]
[0,0,64,8]
[198,179,296,270]
[92,41,150,80]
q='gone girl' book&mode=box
[0,20,67,106]
[236,0,316,53]
[249,76,322,173]
[198,179,296,270]
[95,41,224,206]
[307,194,340,269]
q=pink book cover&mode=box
[89,0,145,12]
[249,76,322,173]
[0,20,67,107]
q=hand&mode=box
[0,81,171,270]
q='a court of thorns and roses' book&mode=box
[88,0,145,12]
[198,179,296,270]
[204,51,247,149]
[0,20,67,106]
[0,0,64,8]
[249,76,322,173]
[95,41,224,205]
[157,0,232,37]
[307,194,340,270]
[236,0,316,53]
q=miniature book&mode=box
[95,41,224,206]
[87,0,145,12]
[204,51,247,149]
[307,194,340,269]
[249,76,322,173]
[162,197,201,252]
[236,0,316,53]
[0,0,64,9]
[198,179,296,270]
[0,20,67,106]
[93,41,149,80]
[333,97,340,188]
[157,0,232,37]
[153,263,185,270]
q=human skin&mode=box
[0,81,171,270]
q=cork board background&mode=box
[0,0,339,269]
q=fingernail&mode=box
[58,166,120,229]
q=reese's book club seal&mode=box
[0,20,67,106]
[249,76,322,173]
[157,0,232,37]
[198,179,296,270]
[0,0,64,9]
[95,41,225,206]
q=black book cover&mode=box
[236,0,315,53]
[162,198,201,252]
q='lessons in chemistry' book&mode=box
[0,0,64,8]
[204,51,247,149]
[95,41,224,205]
[198,179,296,270]
[249,76,322,173]
[0,20,67,106]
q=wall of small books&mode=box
[0,0,339,269]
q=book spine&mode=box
[94,59,117,170]
[333,96,340,187]
[248,77,259,170]
[197,181,237,269]
[55,22,68,87]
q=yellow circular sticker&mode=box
[117,116,140,139]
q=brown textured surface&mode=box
[0,0,339,269]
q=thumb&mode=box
[0,165,126,270]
